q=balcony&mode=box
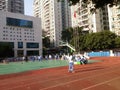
[83,28,89,31]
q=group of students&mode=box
[67,54,89,73]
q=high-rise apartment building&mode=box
[71,1,110,33]
[0,0,24,14]
[108,4,120,36]
[33,0,71,47]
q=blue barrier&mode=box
[88,51,110,57]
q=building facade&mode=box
[0,0,24,14]
[71,1,110,33]
[108,4,120,36]
[0,11,42,57]
[33,0,71,47]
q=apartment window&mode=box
[19,11,22,13]
[103,17,106,20]
[103,22,107,25]
[104,26,108,30]
[113,18,114,21]
[3,27,5,29]
[11,9,13,12]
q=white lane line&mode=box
[82,77,120,90]
[40,69,120,90]
[2,63,120,90]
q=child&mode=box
[68,55,75,73]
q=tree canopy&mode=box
[62,27,120,52]
[69,0,120,8]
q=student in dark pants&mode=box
[80,56,88,65]
[25,56,28,62]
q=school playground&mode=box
[0,56,120,90]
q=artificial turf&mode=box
[0,60,101,75]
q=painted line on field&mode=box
[40,69,120,90]
[1,61,120,90]
[82,76,120,90]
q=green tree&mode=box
[100,31,116,49]
[115,36,120,48]
[62,27,74,42]
[83,31,117,50]
[43,37,50,48]
[84,33,95,50]
[61,28,118,52]
[62,27,83,52]
[70,27,83,51]
[69,0,120,8]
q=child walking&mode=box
[68,55,75,73]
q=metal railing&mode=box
[59,41,76,51]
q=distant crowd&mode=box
[0,53,90,64]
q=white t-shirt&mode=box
[68,55,73,63]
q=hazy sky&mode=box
[24,0,34,16]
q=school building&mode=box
[0,11,42,57]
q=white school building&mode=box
[0,11,42,57]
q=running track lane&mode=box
[0,57,120,90]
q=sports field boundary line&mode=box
[1,61,120,86]
[3,65,120,90]
[40,69,120,90]
[1,60,120,84]
[82,76,120,90]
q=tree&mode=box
[115,36,120,48]
[43,36,50,48]
[69,0,120,8]
[70,27,83,51]
[83,31,117,51]
[62,27,74,42]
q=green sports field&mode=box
[0,60,101,75]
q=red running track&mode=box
[0,57,120,90]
